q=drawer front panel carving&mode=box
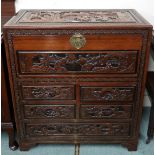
[81,86,135,102]
[24,105,75,119]
[17,51,137,74]
[26,123,130,136]
[22,85,75,100]
[80,105,132,119]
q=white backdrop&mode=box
[15,0,154,106]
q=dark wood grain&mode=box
[13,35,142,51]
[3,9,152,151]
[17,51,138,74]
[1,0,15,16]
[24,105,75,119]
[81,86,135,102]
[21,85,75,100]
[25,122,130,136]
[80,105,132,119]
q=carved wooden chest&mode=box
[3,9,152,151]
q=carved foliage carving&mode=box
[26,123,130,136]
[22,86,75,100]
[19,10,136,23]
[24,105,75,119]
[18,52,137,74]
[80,105,132,119]
[81,87,135,101]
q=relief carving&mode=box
[19,52,137,74]
[6,29,148,141]
[81,87,135,101]
[22,86,75,100]
[19,10,136,23]
[26,123,129,136]
[81,105,132,119]
[24,105,75,118]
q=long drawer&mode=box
[25,122,131,136]
[16,51,138,75]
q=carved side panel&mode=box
[18,51,137,74]
[80,105,132,119]
[26,123,130,136]
[24,105,75,119]
[22,85,75,100]
[81,87,135,102]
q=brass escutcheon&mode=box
[70,33,86,49]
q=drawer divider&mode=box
[76,80,80,119]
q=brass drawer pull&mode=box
[70,33,86,49]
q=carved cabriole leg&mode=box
[19,141,36,151]
[122,141,138,151]
[7,128,18,151]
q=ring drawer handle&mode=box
[70,33,86,49]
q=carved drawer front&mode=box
[80,82,136,102]
[25,123,130,136]
[24,105,75,119]
[80,105,132,119]
[22,85,75,100]
[17,51,138,74]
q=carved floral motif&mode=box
[81,105,132,118]
[19,52,137,74]
[81,87,135,101]
[26,123,130,136]
[22,86,75,100]
[19,10,136,23]
[24,105,75,118]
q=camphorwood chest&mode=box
[3,9,152,151]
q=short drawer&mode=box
[17,51,138,75]
[25,122,130,136]
[24,105,75,119]
[80,82,136,102]
[80,105,132,119]
[21,85,75,100]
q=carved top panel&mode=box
[19,10,136,23]
[4,9,151,28]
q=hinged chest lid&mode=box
[4,9,152,29]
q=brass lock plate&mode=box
[70,33,86,49]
